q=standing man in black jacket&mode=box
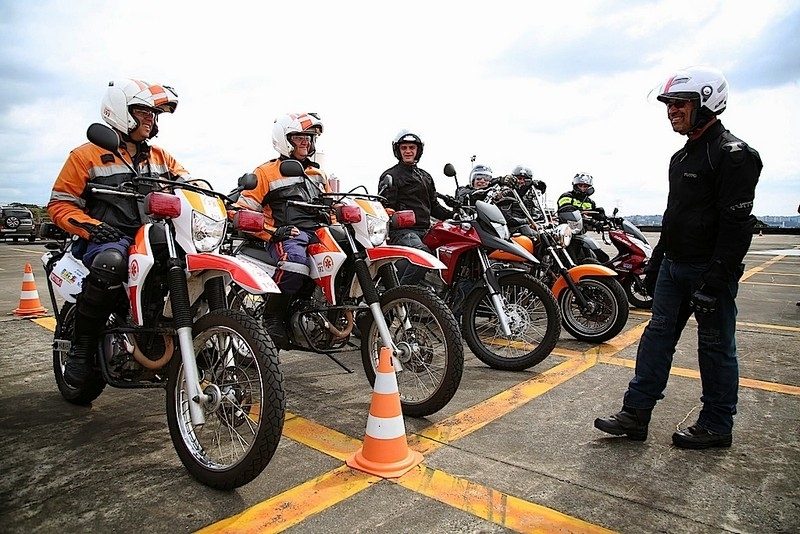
[378,129,453,285]
[594,66,762,449]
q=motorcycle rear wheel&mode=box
[560,276,629,343]
[461,273,561,371]
[52,303,107,405]
[623,274,653,309]
[360,285,463,418]
[166,308,285,490]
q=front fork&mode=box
[164,227,207,427]
[477,250,513,337]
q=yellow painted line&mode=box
[741,255,785,281]
[412,355,599,452]
[33,316,56,331]
[282,412,363,462]
[739,321,800,333]
[396,464,617,534]
[744,281,800,287]
[5,247,45,256]
[196,465,379,534]
[599,356,800,395]
[552,347,584,358]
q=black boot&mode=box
[264,294,291,349]
[64,334,94,388]
[594,406,652,441]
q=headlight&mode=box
[367,214,388,246]
[192,210,227,252]
[555,223,572,247]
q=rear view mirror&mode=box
[238,173,258,191]
[86,123,121,152]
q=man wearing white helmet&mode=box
[455,164,493,206]
[47,79,189,389]
[595,66,762,449]
[377,129,454,285]
[557,172,597,213]
[235,112,331,347]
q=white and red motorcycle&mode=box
[226,159,464,418]
[40,123,285,490]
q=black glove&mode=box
[88,222,124,244]
[271,225,296,242]
[531,179,546,193]
[499,175,516,187]
[690,286,718,314]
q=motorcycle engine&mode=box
[289,288,351,351]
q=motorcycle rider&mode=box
[235,112,331,348]
[47,79,189,389]
[505,164,546,224]
[594,66,762,448]
[557,172,597,213]
[455,164,493,206]
[378,129,454,285]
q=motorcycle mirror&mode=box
[613,207,619,216]
[279,159,305,177]
[87,123,139,176]
[238,173,258,191]
[87,123,121,152]
[443,163,457,178]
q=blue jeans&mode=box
[390,229,431,286]
[268,230,312,294]
[623,258,743,434]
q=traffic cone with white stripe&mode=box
[346,346,423,478]
[13,263,47,317]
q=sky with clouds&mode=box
[1,0,798,216]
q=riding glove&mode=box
[690,287,718,314]
[271,225,296,242]
[87,222,124,244]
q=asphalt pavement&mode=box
[0,234,798,533]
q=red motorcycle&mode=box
[420,165,561,372]
[577,208,654,309]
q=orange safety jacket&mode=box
[48,140,190,239]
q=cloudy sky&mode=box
[1,0,798,216]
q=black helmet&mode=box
[392,129,424,162]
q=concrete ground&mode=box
[0,233,798,533]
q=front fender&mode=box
[366,245,446,270]
[551,264,617,299]
[185,253,280,294]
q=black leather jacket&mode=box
[651,120,762,285]
[378,162,452,231]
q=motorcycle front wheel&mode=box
[623,273,653,309]
[360,284,463,418]
[559,276,629,343]
[52,303,107,405]
[461,273,561,371]
[166,308,285,490]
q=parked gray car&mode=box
[1,206,37,242]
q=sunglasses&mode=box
[666,100,689,110]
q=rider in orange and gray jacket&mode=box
[235,112,331,347]
[47,79,189,388]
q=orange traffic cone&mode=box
[346,346,423,478]
[13,263,47,317]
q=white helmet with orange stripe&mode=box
[272,112,324,158]
[101,79,179,138]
